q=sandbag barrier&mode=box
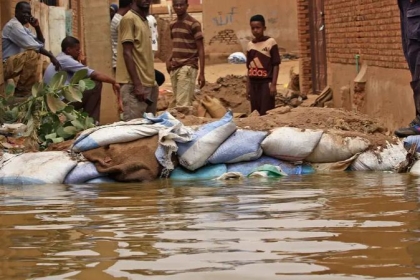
[0,111,412,185]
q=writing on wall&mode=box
[212,7,237,26]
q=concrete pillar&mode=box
[80,0,119,124]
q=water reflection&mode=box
[0,173,420,279]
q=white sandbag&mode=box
[208,130,267,164]
[404,136,420,152]
[228,52,246,64]
[410,160,420,176]
[350,142,407,171]
[177,111,237,171]
[64,162,106,184]
[261,127,324,162]
[0,152,77,185]
[306,133,370,163]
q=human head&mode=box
[134,0,151,11]
[250,14,266,39]
[119,0,131,9]
[61,36,81,60]
[173,0,188,17]
[15,1,32,25]
[110,4,118,19]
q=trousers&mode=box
[399,0,420,117]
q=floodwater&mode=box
[1,173,420,279]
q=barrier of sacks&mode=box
[0,112,412,185]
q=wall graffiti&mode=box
[212,7,237,26]
[209,29,240,46]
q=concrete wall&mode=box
[203,0,298,63]
[81,0,119,124]
[328,63,414,130]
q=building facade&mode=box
[299,0,412,129]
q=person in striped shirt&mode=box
[166,0,205,107]
[110,0,131,73]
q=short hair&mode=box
[61,36,80,52]
[250,14,265,26]
[119,0,131,8]
[15,1,30,13]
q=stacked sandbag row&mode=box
[0,111,409,185]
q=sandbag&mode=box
[261,127,324,162]
[311,154,358,172]
[86,177,116,184]
[201,95,227,119]
[170,164,227,181]
[248,164,288,178]
[410,160,420,176]
[0,151,77,185]
[208,130,267,164]
[306,133,370,163]
[227,156,315,176]
[64,162,107,184]
[83,135,161,182]
[193,100,207,117]
[177,111,237,171]
[404,136,420,152]
[350,142,407,171]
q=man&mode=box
[44,36,121,123]
[2,1,60,97]
[111,0,132,73]
[396,0,420,137]
[166,0,205,107]
[146,8,166,87]
[110,4,119,20]
[116,0,158,121]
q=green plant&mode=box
[0,69,96,150]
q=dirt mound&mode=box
[198,75,249,114]
[170,107,396,148]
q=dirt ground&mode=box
[156,60,397,148]
[154,60,299,91]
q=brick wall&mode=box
[297,0,312,94]
[324,0,406,69]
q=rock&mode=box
[267,106,292,115]
[248,110,260,117]
[290,98,303,107]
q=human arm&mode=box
[39,48,61,71]
[123,42,144,101]
[192,21,205,88]
[196,38,206,89]
[120,16,144,101]
[29,17,45,44]
[90,71,122,112]
[269,42,281,97]
[270,65,279,96]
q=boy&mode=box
[246,14,281,115]
[167,0,205,107]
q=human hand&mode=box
[269,83,277,97]
[198,73,206,89]
[51,57,61,71]
[29,17,40,28]
[133,83,144,102]
[79,53,87,65]
[112,83,123,112]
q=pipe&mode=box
[355,54,360,73]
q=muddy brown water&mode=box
[1,173,420,279]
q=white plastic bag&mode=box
[261,127,324,162]
[228,52,246,64]
[306,133,370,163]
